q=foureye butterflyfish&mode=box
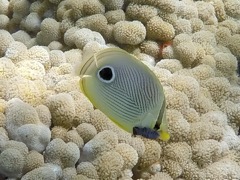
[78,47,170,141]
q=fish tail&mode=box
[158,113,170,141]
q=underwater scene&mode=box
[0,0,240,179]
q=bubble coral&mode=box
[113,20,146,45]
[115,143,138,170]
[0,148,25,178]
[21,166,58,180]
[36,18,61,45]
[201,77,231,105]
[126,4,158,24]
[44,138,80,168]
[82,130,118,161]
[105,9,125,24]
[76,123,97,143]
[146,16,175,41]
[46,93,75,129]
[23,150,44,174]
[224,0,240,19]
[76,162,99,179]
[92,150,124,180]
[0,29,14,57]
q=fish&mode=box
[78,47,170,141]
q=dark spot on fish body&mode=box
[99,67,113,80]
[133,126,160,139]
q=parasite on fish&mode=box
[78,47,170,141]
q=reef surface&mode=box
[0,0,240,179]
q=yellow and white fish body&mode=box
[78,48,169,141]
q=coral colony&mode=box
[0,0,240,179]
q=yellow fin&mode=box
[159,130,170,141]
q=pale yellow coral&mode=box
[146,16,175,41]
[16,60,46,80]
[100,0,124,10]
[228,34,240,57]
[115,143,138,170]
[82,130,118,161]
[51,126,68,141]
[90,109,132,143]
[164,87,190,113]
[4,41,27,63]
[35,105,51,127]
[189,119,224,144]
[23,150,44,174]
[204,159,240,179]
[224,0,240,19]
[76,162,99,179]
[20,12,41,32]
[76,14,108,35]
[82,0,105,16]
[176,1,198,19]
[138,139,161,169]
[199,55,216,69]
[48,41,63,50]
[191,64,215,81]
[190,18,204,33]
[44,138,80,168]
[172,33,192,47]
[21,166,57,180]
[151,172,173,180]
[92,150,124,180]
[221,100,240,126]
[76,123,97,143]
[128,137,145,158]
[0,14,9,29]
[15,123,51,152]
[113,20,146,45]
[49,50,66,67]
[0,29,14,57]
[168,75,200,107]
[126,4,158,24]
[0,148,25,178]
[181,161,206,180]
[36,18,61,45]
[5,98,40,139]
[174,41,198,67]
[62,167,77,180]
[64,49,82,66]
[5,77,46,105]
[67,94,91,126]
[105,9,125,24]
[65,129,84,148]
[46,93,75,129]
[166,109,190,142]
[1,140,28,157]
[201,77,231,105]
[140,40,160,59]
[161,158,183,179]
[196,1,218,25]
[173,19,192,35]
[219,19,239,35]
[214,52,238,78]
[192,139,223,168]
[0,57,16,79]
[0,0,9,15]
[163,142,192,166]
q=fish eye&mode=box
[97,66,115,83]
